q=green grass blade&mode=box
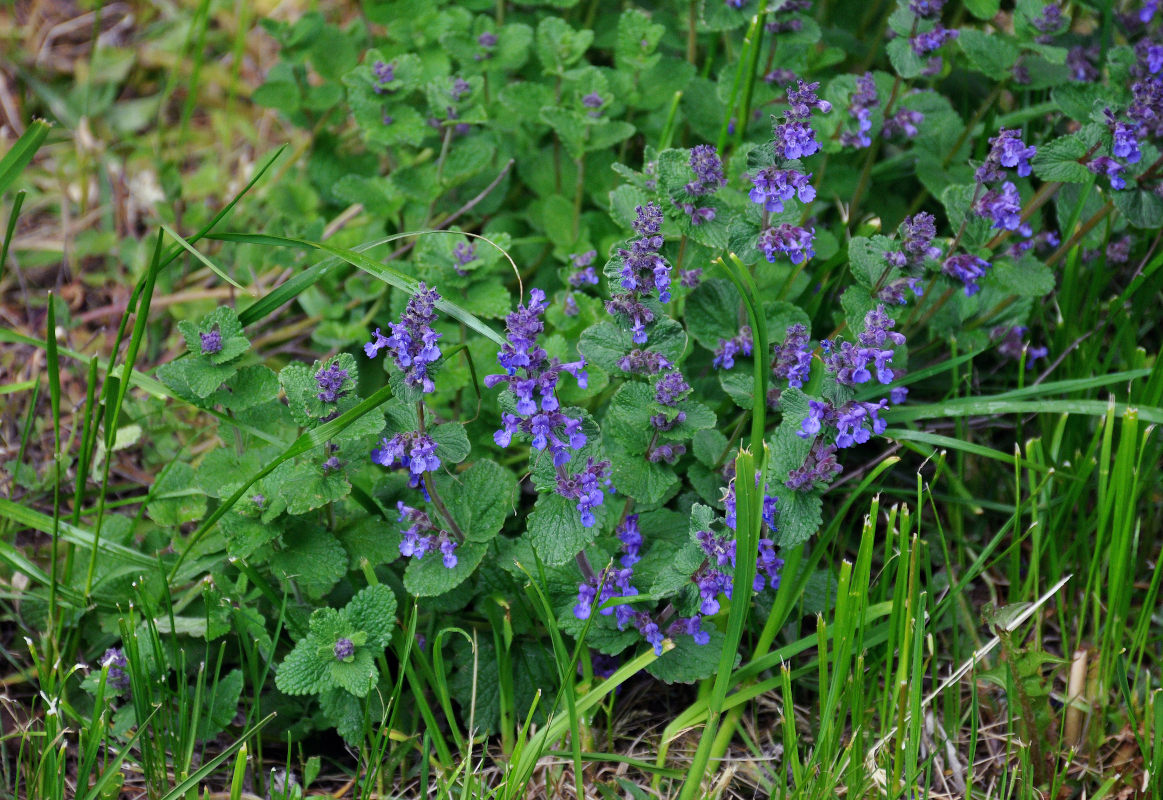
[212,232,506,346]
[0,120,51,195]
[161,223,246,290]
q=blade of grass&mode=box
[0,120,51,195]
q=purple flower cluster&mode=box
[992,325,1049,367]
[892,212,941,267]
[1007,229,1060,259]
[555,457,611,527]
[485,289,589,467]
[679,268,702,288]
[841,73,879,149]
[748,78,828,262]
[453,241,478,275]
[372,60,396,94]
[333,638,355,661]
[821,306,905,386]
[1088,156,1128,190]
[574,516,640,627]
[100,647,131,691]
[749,168,816,214]
[365,284,443,394]
[799,398,889,448]
[884,107,925,140]
[785,440,842,491]
[685,145,726,196]
[397,502,458,568]
[713,325,753,370]
[976,182,1024,231]
[607,203,672,343]
[771,324,813,389]
[654,370,691,406]
[976,129,1037,184]
[618,349,672,375]
[1068,46,1100,82]
[759,223,816,265]
[675,146,726,225]
[371,431,440,477]
[942,253,991,296]
[315,362,349,403]
[776,80,831,159]
[568,250,599,287]
[475,31,497,61]
[646,443,686,464]
[200,329,222,355]
[1032,4,1064,42]
[911,27,959,75]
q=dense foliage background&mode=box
[1,0,1162,797]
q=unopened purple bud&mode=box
[334,638,356,660]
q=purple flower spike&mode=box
[713,326,754,370]
[617,514,643,568]
[748,167,815,214]
[786,440,843,491]
[758,224,815,265]
[686,145,726,196]
[200,330,222,355]
[976,182,1023,231]
[334,638,355,660]
[1088,156,1127,190]
[771,324,813,389]
[555,458,611,527]
[315,362,350,403]
[841,72,879,149]
[101,648,131,691]
[942,254,991,296]
[364,283,443,394]
[372,431,441,477]
[977,128,1037,183]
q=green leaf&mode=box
[195,669,245,740]
[719,369,755,409]
[848,235,899,290]
[275,636,333,696]
[988,254,1055,296]
[604,382,657,454]
[692,429,728,468]
[403,540,488,596]
[684,278,743,350]
[887,37,927,80]
[647,628,737,684]
[440,459,517,543]
[338,515,402,569]
[345,584,398,649]
[430,422,470,465]
[957,29,1019,79]
[278,459,351,515]
[156,357,238,400]
[146,462,207,527]
[579,319,687,374]
[615,8,663,72]
[269,523,347,599]
[964,0,1000,19]
[1032,133,1095,183]
[219,512,280,560]
[526,492,603,566]
[329,649,378,697]
[209,365,278,411]
[1112,187,1163,229]
[773,487,822,548]
[535,17,593,74]
[608,446,678,504]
